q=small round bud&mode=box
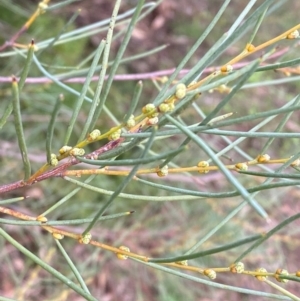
[255,268,268,281]
[217,84,231,94]
[197,161,210,174]
[168,103,175,111]
[142,103,156,114]
[157,165,168,177]
[221,65,233,73]
[108,129,122,141]
[50,154,58,166]
[116,246,130,260]
[230,262,244,273]
[296,271,300,277]
[38,2,48,13]
[147,117,159,125]
[70,148,85,156]
[87,129,101,142]
[290,159,300,167]
[36,215,48,223]
[176,260,188,266]
[158,103,171,113]
[126,115,136,128]
[79,232,92,244]
[275,269,289,283]
[204,269,217,280]
[246,43,255,52]
[175,83,187,99]
[160,76,168,83]
[287,30,299,39]
[52,232,64,240]
[235,163,248,171]
[256,154,270,163]
[59,145,72,155]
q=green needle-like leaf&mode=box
[12,77,31,180]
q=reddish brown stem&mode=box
[0,138,124,196]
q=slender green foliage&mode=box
[1,1,300,300]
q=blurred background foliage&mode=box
[1,0,300,300]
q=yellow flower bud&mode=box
[157,165,168,177]
[38,2,48,13]
[59,145,72,155]
[235,163,248,171]
[246,43,255,52]
[290,159,300,167]
[147,117,159,125]
[287,30,299,39]
[142,103,156,114]
[221,65,233,73]
[204,269,216,280]
[79,232,92,244]
[159,103,171,113]
[50,154,58,166]
[176,260,188,266]
[70,148,85,156]
[175,83,187,99]
[230,262,244,273]
[160,76,168,83]
[52,232,64,240]
[275,268,289,283]
[36,215,48,223]
[87,129,101,141]
[255,267,268,281]
[256,154,270,163]
[116,246,130,260]
[108,129,122,141]
[197,161,209,173]
[126,115,136,128]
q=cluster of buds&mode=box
[158,102,174,113]
[58,145,85,157]
[59,145,72,155]
[69,148,85,156]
